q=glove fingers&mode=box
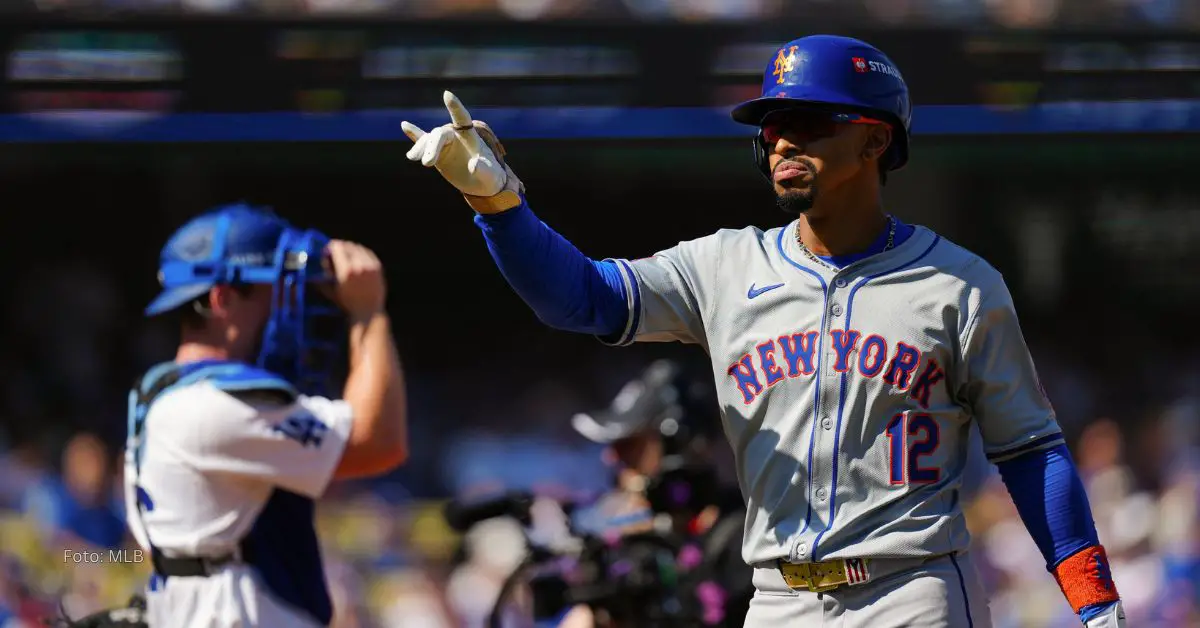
[421,127,454,167]
[443,91,474,131]
[443,91,493,158]
[405,133,428,162]
[400,121,425,142]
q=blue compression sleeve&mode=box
[996,443,1098,566]
[997,443,1112,621]
[473,200,629,337]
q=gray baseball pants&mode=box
[743,552,993,628]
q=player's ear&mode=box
[208,285,234,318]
[861,124,891,162]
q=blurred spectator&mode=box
[377,569,456,628]
[0,443,49,512]
[0,555,56,627]
[966,408,1200,627]
[21,432,124,552]
[985,0,1060,27]
[444,517,528,627]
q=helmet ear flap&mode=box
[754,129,771,181]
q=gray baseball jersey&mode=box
[603,221,1063,567]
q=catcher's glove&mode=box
[43,594,147,628]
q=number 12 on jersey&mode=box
[886,411,941,485]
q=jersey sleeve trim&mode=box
[596,258,640,347]
[986,431,1065,463]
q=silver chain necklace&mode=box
[796,214,897,271]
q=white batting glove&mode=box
[402,91,524,213]
[1083,600,1126,628]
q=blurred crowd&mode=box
[0,259,1194,628]
[0,0,1196,28]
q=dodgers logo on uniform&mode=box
[273,411,329,447]
[772,45,799,84]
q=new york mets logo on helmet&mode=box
[773,46,799,84]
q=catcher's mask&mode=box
[144,202,343,396]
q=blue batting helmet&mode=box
[146,203,343,396]
[730,35,912,176]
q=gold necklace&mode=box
[796,215,896,271]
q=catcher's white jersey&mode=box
[123,362,352,628]
[605,221,1063,566]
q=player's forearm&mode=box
[338,311,408,477]
[473,198,628,335]
[996,444,1120,622]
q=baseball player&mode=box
[401,34,1124,628]
[122,203,408,628]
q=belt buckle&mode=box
[807,560,846,593]
[779,562,810,591]
[780,560,848,593]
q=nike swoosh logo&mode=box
[747,283,785,299]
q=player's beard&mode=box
[776,188,816,214]
[773,157,818,214]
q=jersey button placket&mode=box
[806,284,842,562]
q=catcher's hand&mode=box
[402,91,524,213]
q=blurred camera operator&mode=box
[562,360,753,628]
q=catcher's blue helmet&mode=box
[146,203,343,396]
[731,35,912,176]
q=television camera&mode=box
[444,360,746,628]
